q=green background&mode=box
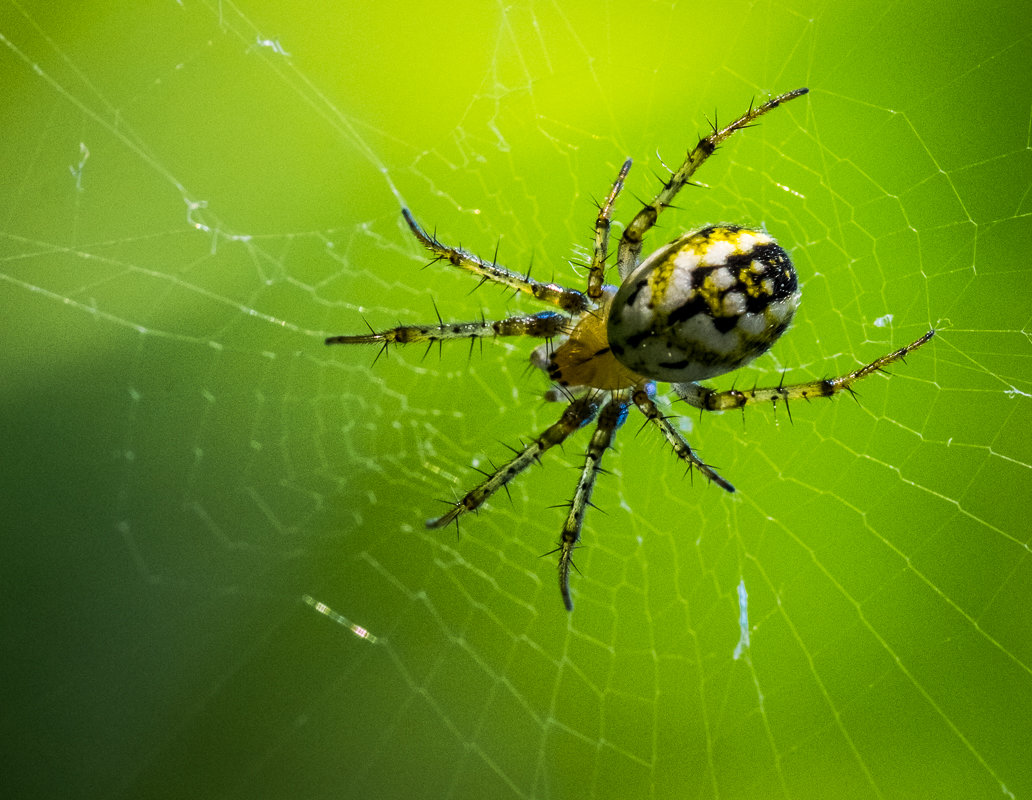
[2,1,1030,798]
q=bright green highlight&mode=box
[2,1,1030,798]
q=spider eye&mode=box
[606,225,800,383]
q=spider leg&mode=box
[632,388,735,493]
[401,209,591,313]
[426,393,603,531]
[552,396,629,610]
[673,330,935,411]
[587,158,632,301]
[326,310,568,354]
[615,87,809,279]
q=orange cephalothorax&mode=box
[538,289,645,391]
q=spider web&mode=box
[2,1,1030,798]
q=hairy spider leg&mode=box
[615,87,809,279]
[554,396,629,610]
[325,311,568,359]
[587,158,632,301]
[402,208,592,314]
[631,388,736,492]
[426,393,602,532]
[673,330,935,412]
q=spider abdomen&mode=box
[607,225,800,382]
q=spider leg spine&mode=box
[547,495,607,513]
[675,329,935,413]
[632,388,736,493]
[425,394,602,531]
[556,397,628,610]
[615,87,808,278]
[401,208,591,313]
[326,311,568,353]
[588,158,632,300]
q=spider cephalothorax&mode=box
[327,87,935,610]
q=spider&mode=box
[327,87,935,611]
